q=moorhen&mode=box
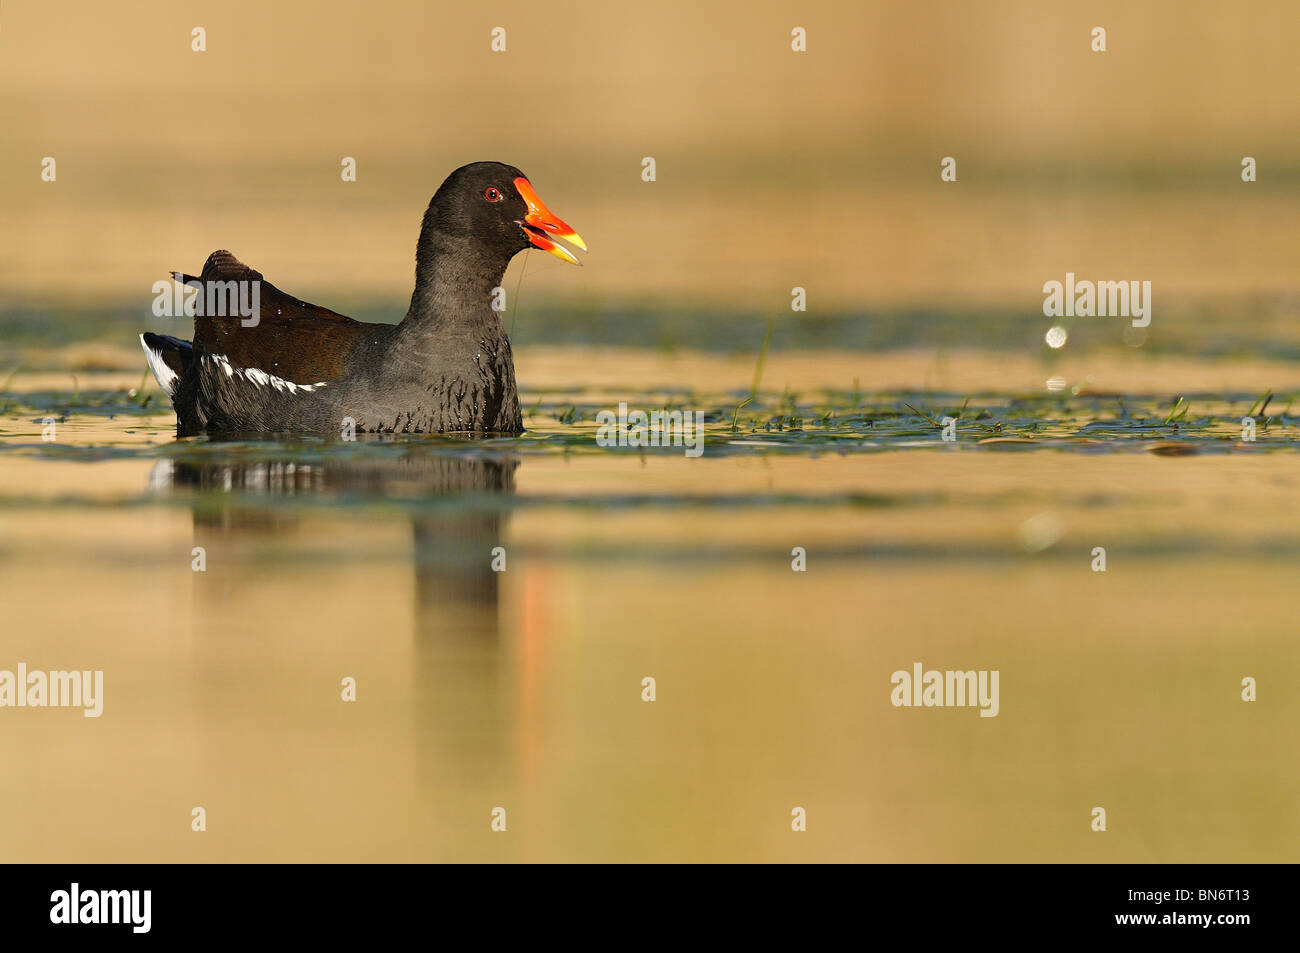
[140,161,585,437]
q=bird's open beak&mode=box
[515,177,586,265]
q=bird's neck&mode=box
[400,233,509,339]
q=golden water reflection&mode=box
[0,416,1297,861]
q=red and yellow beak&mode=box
[515,176,587,265]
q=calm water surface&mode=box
[1,352,1296,862]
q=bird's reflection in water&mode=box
[150,444,520,802]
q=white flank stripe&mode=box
[205,353,326,394]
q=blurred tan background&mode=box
[3,0,1299,315]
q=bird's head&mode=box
[426,161,587,266]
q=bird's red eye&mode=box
[484,187,502,202]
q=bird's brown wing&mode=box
[183,250,391,383]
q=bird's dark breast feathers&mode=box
[340,324,523,435]
[346,365,523,435]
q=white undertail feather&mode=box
[139,334,178,398]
